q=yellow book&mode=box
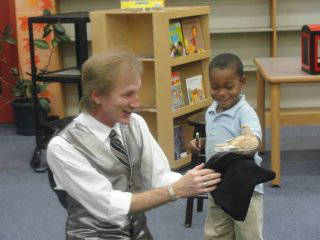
[121,0,165,9]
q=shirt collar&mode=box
[75,112,121,143]
[208,95,246,117]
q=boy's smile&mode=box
[209,68,246,112]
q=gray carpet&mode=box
[1,124,320,240]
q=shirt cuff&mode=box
[107,190,132,225]
[156,172,182,188]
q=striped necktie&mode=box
[109,129,130,169]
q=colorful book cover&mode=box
[181,17,205,55]
[169,21,186,57]
[185,75,204,104]
[121,0,165,9]
[171,72,185,110]
[174,125,187,160]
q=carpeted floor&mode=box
[1,124,320,240]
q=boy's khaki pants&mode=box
[204,192,263,240]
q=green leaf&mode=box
[43,9,51,16]
[54,36,61,43]
[39,98,51,112]
[35,84,41,94]
[3,25,12,36]
[11,67,19,76]
[12,88,21,97]
[34,39,49,49]
[53,23,65,34]
[12,81,26,97]
[42,24,52,38]
[5,37,16,45]
[37,83,48,93]
[55,32,71,43]
[51,38,58,48]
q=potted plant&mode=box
[11,68,51,135]
[1,9,70,135]
[0,24,51,135]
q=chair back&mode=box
[48,168,68,209]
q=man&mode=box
[47,49,221,240]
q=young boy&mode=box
[189,53,263,240]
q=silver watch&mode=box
[167,184,178,201]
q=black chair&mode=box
[47,117,75,209]
[184,110,208,228]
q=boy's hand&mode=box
[188,138,203,154]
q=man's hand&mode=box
[130,163,220,213]
[172,163,221,198]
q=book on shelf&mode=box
[169,20,186,57]
[181,17,205,55]
[171,71,185,110]
[185,75,205,104]
[121,0,165,9]
[174,125,187,160]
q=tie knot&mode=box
[109,129,117,139]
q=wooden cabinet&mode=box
[90,6,211,169]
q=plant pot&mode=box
[11,99,49,136]
[11,99,35,136]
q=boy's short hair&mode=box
[209,53,244,78]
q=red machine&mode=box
[301,24,320,74]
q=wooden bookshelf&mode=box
[90,6,211,169]
[58,0,320,125]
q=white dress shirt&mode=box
[47,112,181,226]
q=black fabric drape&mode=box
[205,152,275,221]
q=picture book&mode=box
[174,125,187,160]
[121,0,165,9]
[185,75,204,104]
[171,72,185,110]
[169,21,186,57]
[181,17,205,55]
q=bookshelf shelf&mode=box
[90,6,211,169]
[210,27,273,34]
[170,50,210,67]
[37,67,81,83]
[136,106,157,113]
[166,6,210,19]
[139,57,155,62]
[170,153,192,169]
[173,98,211,118]
[276,26,301,32]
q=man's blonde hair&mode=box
[80,49,143,112]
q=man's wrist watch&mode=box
[167,184,179,201]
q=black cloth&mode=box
[205,152,275,221]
